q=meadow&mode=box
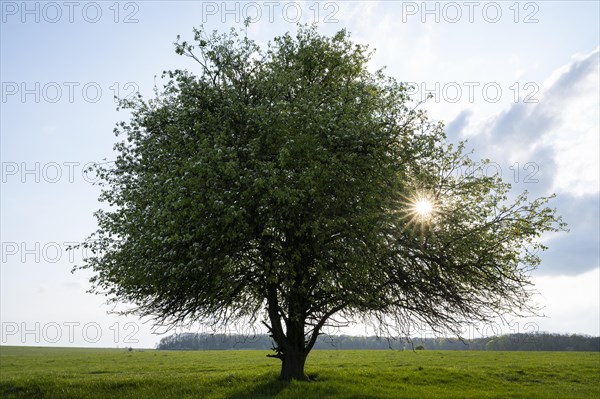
[1,346,598,398]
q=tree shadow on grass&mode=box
[226,372,384,399]
[226,372,323,399]
[1,382,44,399]
[227,377,290,399]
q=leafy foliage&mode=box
[76,25,565,380]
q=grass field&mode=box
[1,346,599,398]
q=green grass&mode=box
[1,346,599,398]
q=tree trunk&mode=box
[279,348,309,381]
[265,279,313,381]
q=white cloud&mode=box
[448,46,599,198]
[530,267,600,335]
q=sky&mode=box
[1,1,599,348]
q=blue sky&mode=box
[1,1,599,348]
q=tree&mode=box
[76,25,565,381]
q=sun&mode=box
[391,189,442,237]
[414,199,433,218]
[394,190,441,237]
[409,192,438,223]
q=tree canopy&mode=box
[77,25,565,381]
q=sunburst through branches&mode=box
[397,190,441,238]
[414,198,433,217]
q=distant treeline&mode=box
[157,332,599,352]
